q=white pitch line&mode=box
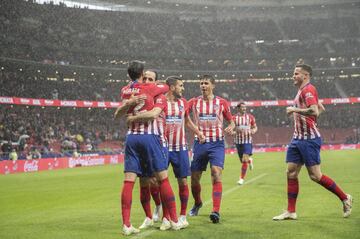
[132,173,268,238]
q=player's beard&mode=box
[174,91,182,99]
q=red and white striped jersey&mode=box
[154,94,168,147]
[292,83,321,140]
[189,96,233,142]
[233,113,256,144]
[165,98,189,151]
[120,82,168,135]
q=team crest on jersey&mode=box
[305,92,313,99]
[178,105,184,112]
[213,104,219,110]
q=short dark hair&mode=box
[128,60,144,81]
[200,74,215,84]
[237,101,245,108]
[146,69,158,81]
[295,64,312,77]
[166,76,181,87]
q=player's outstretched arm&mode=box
[126,107,162,124]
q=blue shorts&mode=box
[235,143,253,160]
[191,140,225,172]
[168,149,190,178]
[124,134,168,176]
[286,137,322,167]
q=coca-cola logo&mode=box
[24,160,39,172]
[0,97,14,103]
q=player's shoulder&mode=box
[188,96,201,103]
[155,94,167,102]
[120,84,139,98]
[179,97,188,104]
[302,83,317,93]
[301,83,318,98]
[120,84,130,92]
[215,96,228,102]
[248,113,256,121]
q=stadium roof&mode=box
[34,0,359,12]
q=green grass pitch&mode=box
[1,150,359,239]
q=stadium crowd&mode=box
[0,105,126,160]
[1,0,359,71]
[1,68,360,102]
[1,103,359,160]
[0,0,359,160]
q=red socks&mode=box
[121,180,135,227]
[179,184,189,216]
[140,186,152,219]
[150,185,162,206]
[318,175,347,201]
[212,181,222,212]
[160,177,178,222]
[240,162,248,179]
[287,178,299,213]
[191,183,202,205]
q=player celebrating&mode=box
[115,62,182,235]
[273,64,353,221]
[188,75,235,223]
[232,102,257,185]
[127,75,205,230]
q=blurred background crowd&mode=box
[1,0,359,159]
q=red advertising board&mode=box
[1,96,359,109]
[0,154,124,175]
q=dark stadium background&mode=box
[1,0,359,161]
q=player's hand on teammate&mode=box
[198,132,206,144]
[286,106,296,116]
[126,114,136,126]
[128,94,147,106]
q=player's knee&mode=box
[286,169,298,179]
[177,178,187,186]
[309,173,321,182]
[211,169,222,181]
[191,173,201,185]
